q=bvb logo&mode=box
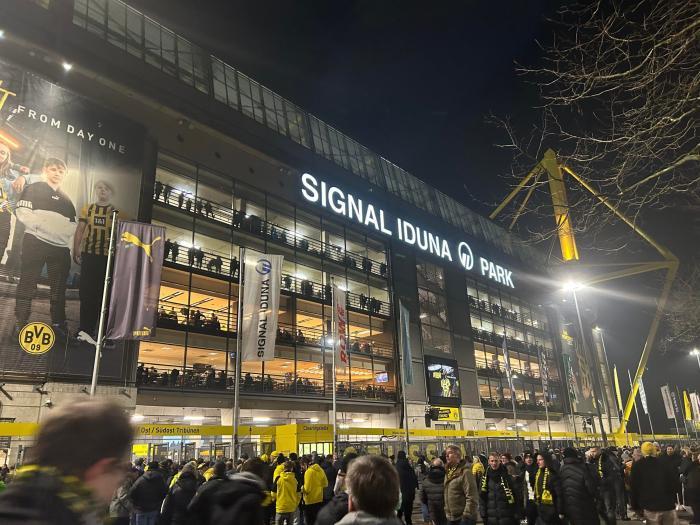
[18,322,55,355]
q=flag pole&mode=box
[89,209,118,396]
[330,277,338,457]
[538,349,553,443]
[627,369,644,443]
[232,247,245,462]
[398,300,410,453]
[501,333,519,440]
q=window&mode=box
[416,260,444,291]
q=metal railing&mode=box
[70,0,546,269]
[468,295,549,332]
[136,363,397,401]
[155,185,389,279]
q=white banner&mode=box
[691,392,700,423]
[240,252,283,362]
[638,376,649,415]
[332,285,349,368]
[660,385,675,420]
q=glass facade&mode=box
[467,278,564,413]
[71,0,546,269]
[138,152,396,402]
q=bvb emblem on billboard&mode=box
[18,322,55,355]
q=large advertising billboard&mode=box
[424,355,461,407]
[558,315,596,414]
[0,58,145,378]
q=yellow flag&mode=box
[613,365,623,412]
[684,390,693,421]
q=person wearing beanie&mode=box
[559,447,599,525]
[630,442,680,524]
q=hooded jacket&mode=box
[479,465,519,525]
[209,471,267,525]
[187,475,229,524]
[129,469,168,512]
[161,471,198,525]
[630,456,679,512]
[335,510,403,525]
[558,456,599,525]
[420,465,446,525]
[303,463,329,505]
[274,471,301,513]
[444,459,478,522]
[395,458,418,502]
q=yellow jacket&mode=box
[273,463,285,484]
[203,467,214,481]
[274,471,300,513]
[472,460,485,479]
[303,463,328,505]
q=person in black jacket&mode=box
[521,453,539,525]
[630,442,680,525]
[420,458,446,525]
[559,448,599,525]
[533,453,564,525]
[588,447,620,525]
[685,452,700,525]
[161,464,198,525]
[396,450,419,525]
[129,461,169,525]
[480,453,519,525]
[187,461,229,525]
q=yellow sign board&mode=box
[132,444,149,456]
[435,406,460,422]
[18,322,55,355]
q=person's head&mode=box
[488,453,500,470]
[340,452,358,474]
[666,445,675,456]
[283,460,294,473]
[589,447,600,458]
[346,455,399,518]
[523,453,533,465]
[240,458,267,480]
[396,450,407,461]
[536,454,550,469]
[445,445,462,466]
[562,447,578,460]
[632,448,642,462]
[289,452,298,461]
[92,179,114,204]
[276,453,286,465]
[29,400,133,504]
[430,458,444,469]
[42,157,67,187]
[212,461,226,478]
[147,461,159,471]
[180,463,197,479]
[500,453,512,465]
[0,141,12,170]
[641,442,657,458]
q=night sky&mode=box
[130,0,698,434]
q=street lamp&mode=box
[691,348,700,370]
[563,280,608,446]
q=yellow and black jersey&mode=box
[79,203,116,256]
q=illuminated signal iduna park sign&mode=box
[300,173,515,288]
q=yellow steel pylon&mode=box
[490,149,678,442]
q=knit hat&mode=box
[563,447,578,459]
[641,442,656,457]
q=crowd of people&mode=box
[0,400,698,525]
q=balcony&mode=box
[480,397,563,413]
[135,363,397,401]
[471,327,550,357]
[468,295,548,333]
[154,185,389,280]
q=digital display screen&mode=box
[375,372,389,383]
[425,356,461,407]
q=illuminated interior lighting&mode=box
[253,417,270,422]
[62,61,73,72]
[131,414,145,422]
[309,417,319,423]
[183,415,204,421]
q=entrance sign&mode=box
[300,173,515,288]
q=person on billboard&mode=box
[72,180,117,336]
[14,157,76,336]
[0,140,35,268]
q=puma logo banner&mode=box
[106,221,166,340]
